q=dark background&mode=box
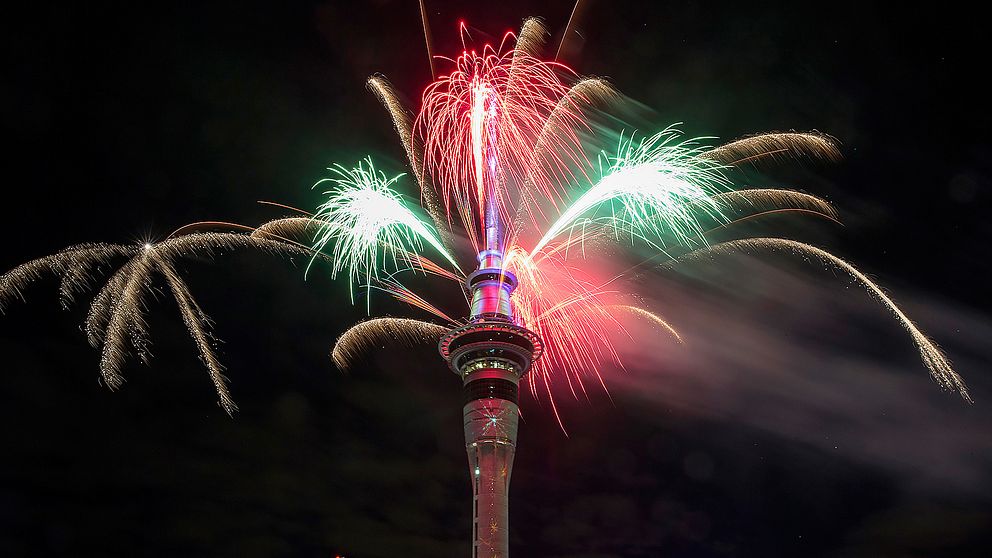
[2,1,990,556]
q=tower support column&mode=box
[463,376,519,558]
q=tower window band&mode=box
[464,378,519,405]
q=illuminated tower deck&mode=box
[440,249,542,558]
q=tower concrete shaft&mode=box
[463,370,520,558]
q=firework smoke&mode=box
[611,252,989,491]
[676,237,971,401]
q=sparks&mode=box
[532,128,729,255]
[414,37,588,251]
[310,157,460,305]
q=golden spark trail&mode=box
[703,132,842,167]
[609,305,683,343]
[332,317,448,370]
[3,229,315,414]
[418,0,435,79]
[158,257,237,414]
[556,0,582,61]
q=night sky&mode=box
[2,1,990,557]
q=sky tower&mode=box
[440,207,542,558]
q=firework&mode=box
[515,17,549,59]
[366,76,449,240]
[511,76,619,238]
[0,243,139,313]
[332,317,448,370]
[501,243,618,424]
[713,188,839,219]
[608,305,683,344]
[556,0,583,60]
[2,230,312,414]
[252,216,321,243]
[309,158,460,306]
[414,35,588,250]
[709,188,842,229]
[702,131,842,167]
[532,129,729,255]
[417,0,435,79]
